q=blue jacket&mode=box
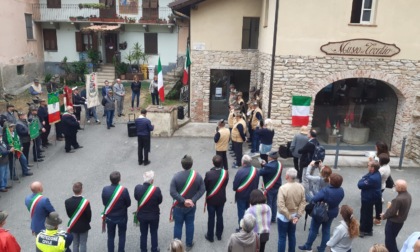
[256,128,275,145]
[135,116,154,136]
[24,193,55,234]
[358,171,382,203]
[101,184,131,219]
[259,160,282,190]
[233,165,259,201]
[312,185,345,219]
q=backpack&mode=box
[312,142,325,162]
[310,188,329,223]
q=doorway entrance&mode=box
[209,70,251,121]
[104,33,118,63]
[312,78,398,150]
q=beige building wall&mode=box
[0,0,44,93]
[276,0,420,59]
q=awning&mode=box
[81,25,120,32]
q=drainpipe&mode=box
[268,0,280,118]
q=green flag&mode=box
[29,119,40,139]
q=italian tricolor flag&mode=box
[292,96,311,126]
[48,91,61,124]
[157,57,165,102]
[182,45,191,85]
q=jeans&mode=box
[232,141,243,166]
[207,204,224,240]
[137,135,151,163]
[277,218,296,252]
[173,207,196,247]
[236,199,249,227]
[360,200,374,233]
[267,189,278,222]
[106,216,127,252]
[216,151,228,170]
[385,220,404,252]
[151,92,159,105]
[303,217,334,252]
[251,130,260,152]
[72,231,88,252]
[139,218,159,252]
[106,110,115,128]
[0,163,9,190]
[18,154,29,175]
[131,91,140,108]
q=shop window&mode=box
[47,0,61,8]
[144,33,158,54]
[43,29,57,51]
[350,0,375,24]
[25,14,34,40]
[242,17,259,49]
[17,65,24,75]
[142,0,159,20]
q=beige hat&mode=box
[0,211,8,223]
[300,126,309,134]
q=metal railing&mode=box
[32,4,173,23]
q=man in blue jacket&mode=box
[358,160,382,237]
[135,109,154,166]
[24,181,55,235]
[102,171,131,252]
[233,155,259,231]
[260,151,282,223]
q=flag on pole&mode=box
[5,127,22,158]
[182,45,191,85]
[291,96,312,126]
[157,57,165,102]
[48,91,61,124]
[60,86,73,114]
[326,117,331,129]
[29,120,40,139]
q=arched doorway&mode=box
[312,78,398,150]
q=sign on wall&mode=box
[320,39,400,57]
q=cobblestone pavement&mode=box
[1,122,419,251]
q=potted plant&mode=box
[130,43,149,79]
[89,15,102,22]
[115,62,128,80]
[87,49,100,72]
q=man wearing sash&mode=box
[170,155,205,251]
[25,181,55,235]
[233,155,259,231]
[204,155,229,242]
[260,151,282,223]
[214,119,230,170]
[101,171,131,252]
[134,170,162,252]
[65,182,91,252]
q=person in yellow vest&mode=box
[231,112,247,169]
[249,102,263,155]
[227,104,236,154]
[36,212,73,252]
[214,119,230,170]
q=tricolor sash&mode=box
[237,166,257,193]
[101,185,125,232]
[263,161,283,195]
[169,170,197,221]
[27,193,43,218]
[67,197,90,232]
[204,169,228,212]
[137,184,157,211]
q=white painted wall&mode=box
[43,23,79,62]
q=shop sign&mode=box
[320,39,400,57]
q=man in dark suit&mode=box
[204,155,229,242]
[135,109,154,166]
[102,171,131,252]
[72,87,86,121]
[65,182,91,252]
[37,99,51,148]
[61,106,82,153]
[134,170,162,252]
[260,151,282,223]
[297,129,319,182]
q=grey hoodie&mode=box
[326,220,353,252]
[227,230,258,252]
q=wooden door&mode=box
[100,0,117,18]
[105,33,118,63]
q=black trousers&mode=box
[64,133,79,152]
[216,151,228,170]
[385,220,404,252]
[206,204,224,240]
[55,121,64,138]
[41,124,51,146]
[138,135,151,163]
[360,200,374,233]
[293,157,299,171]
[8,153,14,179]
[22,142,30,164]
[139,218,159,252]
[32,137,42,161]
[232,141,243,166]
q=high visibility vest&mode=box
[36,229,67,252]
[215,128,230,151]
[231,119,247,142]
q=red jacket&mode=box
[0,228,21,252]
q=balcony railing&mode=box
[32,4,173,24]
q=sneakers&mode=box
[96,120,101,124]
[298,245,312,251]
[373,218,382,226]
[87,120,91,123]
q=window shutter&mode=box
[143,0,150,8]
[92,32,98,51]
[47,0,61,8]
[75,32,83,52]
[43,29,57,51]
[144,33,158,54]
[150,0,158,8]
[350,0,362,23]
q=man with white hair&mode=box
[277,168,306,252]
[233,155,259,231]
[227,213,258,252]
[61,106,82,153]
[134,170,163,252]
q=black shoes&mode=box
[205,234,214,243]
[111,125,115,127]
[34,159,43,162]
[23,172,33,176]
[38,155,45,158]
[139,161,143,165]
[66,150,75,153]
[144,160,151,166]
[359,231,373,238]
[75,146,83,149]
